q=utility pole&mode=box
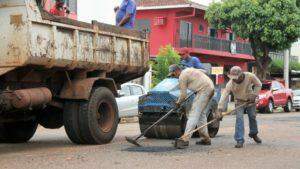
[284,49,290,88]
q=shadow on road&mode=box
[0,139,78,155]
[123,146,177,153]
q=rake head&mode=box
[125,136,142,147]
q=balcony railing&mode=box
[177,35,253,55]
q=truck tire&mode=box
[0,119,38,143]
[63,102,84,144]
[77,87,119,144]
[38,106,63,129]
[283,99,292,112]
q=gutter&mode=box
[174,8,196,19]
[137,4,207,11]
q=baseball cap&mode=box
[228,66,243,80]
[168,64,181,76]
[178,47,189,55]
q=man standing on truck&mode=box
[179,48,206,71]
[49,0,70,17]
[115,0,137,29]
[217,66,262,148]
[169,64,215,148]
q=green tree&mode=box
[151,45,181,86]
[205,0,300,80]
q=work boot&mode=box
[235,142,244,148]
[196,139,211,146]
[174,138,189,149]
[249,134,262,144]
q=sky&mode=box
[77,0,216,25]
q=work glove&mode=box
[247,94,258,103]
[215,109,223,121]
[175,101,182,109]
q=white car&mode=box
[293,90,300,112]
[116,83,147,118]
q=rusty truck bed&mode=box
[0,0,149,83]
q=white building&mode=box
[291,39,300,62]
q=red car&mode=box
[256,80,293,113]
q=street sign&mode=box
[211,67,224,75]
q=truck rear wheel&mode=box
[0,119,38,143]
[63,102,84,144]
[64,87,119,144]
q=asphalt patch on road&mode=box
[123,146,177,153]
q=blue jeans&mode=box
[235,104,258,143]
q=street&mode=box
[1,112,300,169]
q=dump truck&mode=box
[0,0,149,144]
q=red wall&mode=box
[136,9,177,56]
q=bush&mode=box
[151,45,180,86]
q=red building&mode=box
[135,0,254,71]
[43,0,78,19]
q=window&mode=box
[135,19,151,33]
[209,28,217,38]
[272,82,282,90]
[131,86,143,95]
[180,21,193,47]
[67,0,77,13]
[50,0,77,13]
[229,33,236,41]
[121,86,131,96]
[198,24,204,32]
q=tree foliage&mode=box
[205,0,300,80]
[151,45,180,86]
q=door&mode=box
[272,82,283,106]
[180,21,193,47]
[276,82,286,105]
[116,85,136,118]
[128,85,145,117]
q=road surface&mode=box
[1,112,300,169]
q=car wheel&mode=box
[265,100,274,114]
[283,99,292,112]
[296,109,300,112]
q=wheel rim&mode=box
[96,101,115,133]
[268,102,273,112]
[288,101,292,110]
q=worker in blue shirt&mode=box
[179,48,205,70]
[115,0,136,29]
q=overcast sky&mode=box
[77,0,216,25]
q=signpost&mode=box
[211,67,224,85]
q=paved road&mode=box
[1,112,300,169]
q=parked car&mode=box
[116,83,147,118]
[257,80,293,113]
[293,90,300,112]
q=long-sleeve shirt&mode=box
[181,56,205,70]
[178,68,214,103]
[218,72,262,110]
